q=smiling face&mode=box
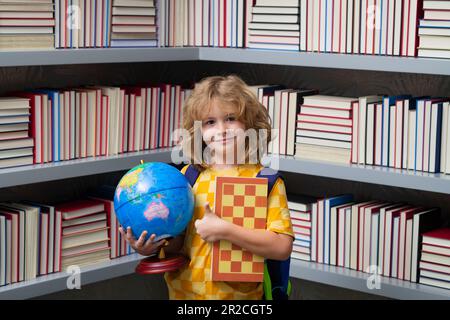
[201,99,246,165]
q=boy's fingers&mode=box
[136,231,148,247]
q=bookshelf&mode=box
[0,48,450,76]
[265,155,450,195]
[289,259,450,300]
[0,47,449,300]
[0,148,173,189]
[0,252,447,300]
[0,253,143,300]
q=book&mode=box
[211,176,268,282]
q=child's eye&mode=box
[226,116,236,122]
[204,119,215,125]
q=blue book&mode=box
[324,194,353,265]
[105,0,110,47]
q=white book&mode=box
[404,218,413,281]
[300,0,307,51]
[286,91,299,155]
[360,0,367,54]
[346,0,353,53]
[395,99,404,169]
[374,103,383,165]
[391,216,400,278]
[402,99,410,169]
[379,0,388,55]
[443,102,450,174]
[366,103,375,165]
[408,108,417,171]
[415,99,426,171]
[389,105,396,167]
[370,212,380,269]
[351,101,359,163]
[393,0,402,55]
[0,216,5,286]
[386,0,395,55]
[423,100,432,172]
[344,207,352,268]
[280,90,291,155]
[362,203,383,273]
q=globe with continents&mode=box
[114,162,194,242]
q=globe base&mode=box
[135,252,189,274]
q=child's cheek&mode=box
[202,128,214,145]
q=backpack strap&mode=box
[257,167,291,301]
[184,164,201,188]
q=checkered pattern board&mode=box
[212,176,268,282]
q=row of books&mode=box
[55,0,112,48]
[253,83,450,174]
[0,84,189,169]
[159,0,247,48]
[417,0,450,59]
[299,0,422,57]
[0,193,132,287]
[3,0,449,60]
[352,96,450,174]
[287,193,449,290]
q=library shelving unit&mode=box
[0,47,449,300]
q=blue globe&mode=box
[114,162,194,242]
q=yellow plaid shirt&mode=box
[164,163,294,300]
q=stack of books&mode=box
[296,95,356,164]
[90,184,135,259]
[0,97,34,169]
[57,199,111,271]
[110,0,157,47]
[352,96,450,174]
[288,194,316,262]
[419,228,450,290]
[247,0,300,51]
[299,0,422,56]
[418,0,450,59]
[55,0,112,48]
[0,0,55,50]
[159,0,246,48]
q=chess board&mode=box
[212,176,268,282]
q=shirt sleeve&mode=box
[266,178,295,238]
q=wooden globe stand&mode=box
[135,248,189,275]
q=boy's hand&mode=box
[119,226,167,256]
[194,202,229,242]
